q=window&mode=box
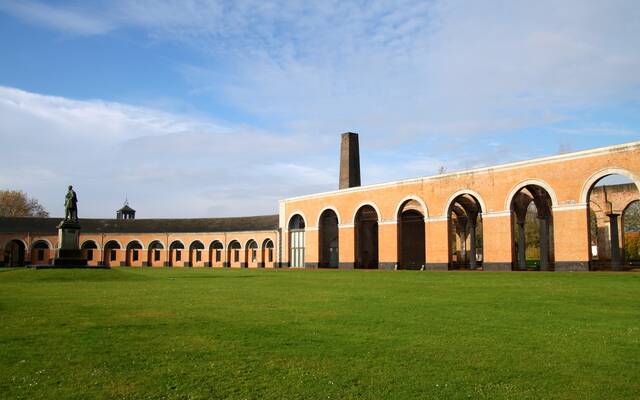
[252,249,257,262]
[133,249,139,261]
[215,249,221,262]
[234,249,239,262]
[176,250,182,261]
[196,250,202,262]
[87,249,93,260]
[290,230,305,267]
[110,249,116,261]
[154,250,160,261]
[37,249,44,261]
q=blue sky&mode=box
[0,0,639,218]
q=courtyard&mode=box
[0,268,638,399]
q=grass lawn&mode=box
[0,268,639,399]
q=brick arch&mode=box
[394,195,429,220]
[287,211,307,230]
[580,168,640,204]
[31,238,53,250]
[444,190,486,216]
[81,239,99,249]
[351,201,381,224]
[209,240,224,250]
[147,239,166,249]
[316,206,342,226]
[505,179,559,211]
[169,240,185,249]
[104,239,123,249]
[189,240,205,249]
[126,240,144,249]
[2,238,28,250]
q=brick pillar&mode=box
[553,208,590,271]
[483,215,513,271]
[305,229,319,268]
[338,225,355,269]
[425,220,449,270]
[378,222,397,270]
[539,216,550,271]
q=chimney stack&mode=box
[339,132,361,189]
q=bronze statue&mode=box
[64,185,78,221]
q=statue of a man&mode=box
[64,185,78,221]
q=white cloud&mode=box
[112,0,639,144]
[0,0,113,35]
[0,86,335,218]
[1,1,639,217]
[3,1,639,142]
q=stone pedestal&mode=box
[54,220,87,266]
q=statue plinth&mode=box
[54,220,87,266]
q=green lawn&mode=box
[0,268,638,399]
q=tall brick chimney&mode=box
[339,132,361,189]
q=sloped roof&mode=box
[0,215,279,234]
[117,204,136,213]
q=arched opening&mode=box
[147,241,165,267]
[397,200,426,270]
[319,209,339,268]
[510,185,554,271]
[587,174,640,270]
[245,240,258,268]
[210,241,224,267]
[354,205,378,269]
[126,241,143,267]
[81,240,98,265]
[623,201,640,268]
[169,241,185,267]
[3,240,26,267]
[261,239,274,268]
[288,215,306,268]
[447,194,483,270]
[189,241,205,267]
[31,240,52,265]
[227,240,241,268]
[104,240,121,267]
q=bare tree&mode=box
[0,190,49,217]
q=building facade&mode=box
[0,216,279,268]
[279,140,640,271]
[1,137,639,271]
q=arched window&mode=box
[148,241,164,267]
[31,240,51,263]
[189,241,205,267]
[262,239,274,267]
[288,215,306,268]
[104,240,121,267]
[169,241,185,267]
[126,241,143,266]
[210,240,224,266]
[227,240,241,267]
[245,240,258,267]
[81,240,98,262]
